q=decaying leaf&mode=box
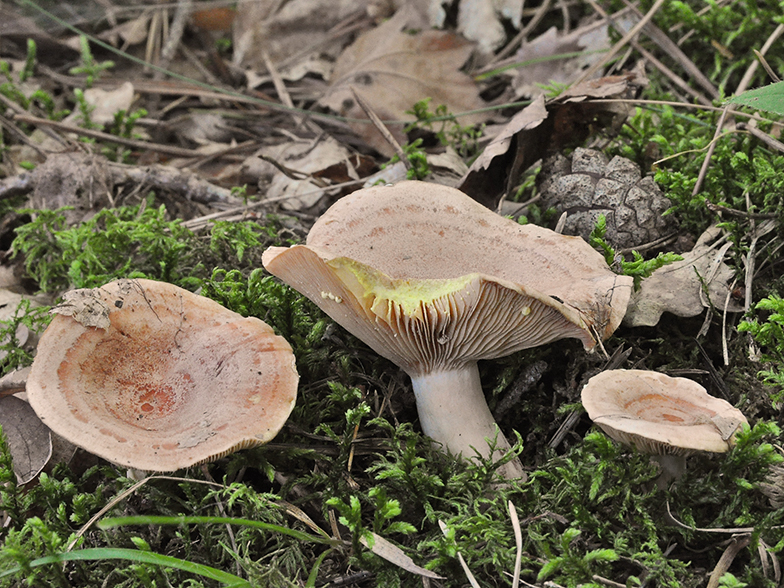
[360,532,444,579]
[319,5,490,156]
[0,395,52,484]
[51,287,111,329]
[233,0,384,82]
[250,135,358,210]
[62,82,135,126]
[623,226,743,327]
[459,70,647,208]
[511,22,611,99]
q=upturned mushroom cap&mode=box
[26,279,298,471]
[581,369,748,456]
[262,181,632,375]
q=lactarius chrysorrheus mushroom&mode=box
[581,369,748,488]
[26,279,298,471]
[263,181,632,478]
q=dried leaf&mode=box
[0,395,52,484]
[62,82,135,126]
[319,5,489,156]
[623,226,743,327]
[233,0,381,80]
[458,96,550,208]
[511,23,611,99]
[255,136,356,210]
[459,71,647,208]
[360,532,444,579]
[52,288,111,329]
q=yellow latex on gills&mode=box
[327,257,477,320]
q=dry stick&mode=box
[691,105,731,197]
[705,200,775,219]
[735,23,784,95]
[200,464,242,578]
[0,93,69,149]
[106,161,241,205]
[738,122,784,154]
[181,177,368,230]
[616,0,719,99]
[508,501,522,588]
[572,0,668,88]
[721,279,735,366]
[262,49,305,127]
[12,113,232,160]
[349,86,410,170]
[154,0,193,78]
[592,575,627,588]
[706,535,752,588]
[694,24,784,195]
[0,115,50,159]
[632,42,712,106]
[754,49,782,83]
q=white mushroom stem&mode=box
[651,454,688,490]
[409,363,525,479]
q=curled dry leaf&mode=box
[319,5,490,156]
[623,226,743,327]
[459,70,648,209]
[0,395,52,484]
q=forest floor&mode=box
[2,1,784,587]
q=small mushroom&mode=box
[26,279,298,471]
[263,181,631,478]
[581,369,748,488]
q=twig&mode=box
[614,0,718,99]
[181,177,367,229]
[737,122,784,155]
[705,200,776,220]
[12,113,226,160]
[572,0,668,87]
[155,0,193,76]
[706,535,752,588]
[106,161,243,206]
[349,87,409,169]
[67,475,225,551]
[692,105,731,197]
[735,23,784,94]
[592,575,627,588]
[754,49,782,83]
[509,501,522,588]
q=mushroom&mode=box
[581,369,748,488]
[26,279,298,471]
[262,181,631,478]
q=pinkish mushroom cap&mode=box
[26,279,298,471]
[263,181,631,478]
[581,369,748,486]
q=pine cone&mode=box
[538,148,676,249]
